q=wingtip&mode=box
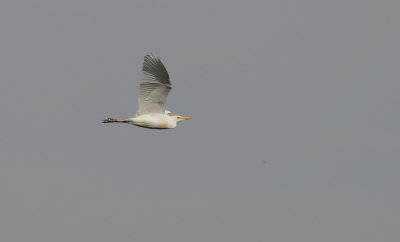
[146,52,157,58]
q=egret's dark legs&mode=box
[102,118,130,123]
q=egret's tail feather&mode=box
[103,118,118,123]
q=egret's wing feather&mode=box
[139,82,171,114]
[137,53,171,115]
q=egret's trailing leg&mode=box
[102,118,130,123]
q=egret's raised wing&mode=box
[137,53,171,115]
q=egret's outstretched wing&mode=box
[137,53,171,115]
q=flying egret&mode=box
[103,53,192,129]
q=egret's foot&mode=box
[103,118,118,123]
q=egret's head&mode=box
[169,114,192,123]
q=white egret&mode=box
[103,53,191,129]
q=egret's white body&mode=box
[103,53,191,129]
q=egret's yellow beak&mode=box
[178,116,192,120]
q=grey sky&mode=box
[1,0,399,241]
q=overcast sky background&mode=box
[1,0,399,241]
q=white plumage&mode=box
[103,53,191,129]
